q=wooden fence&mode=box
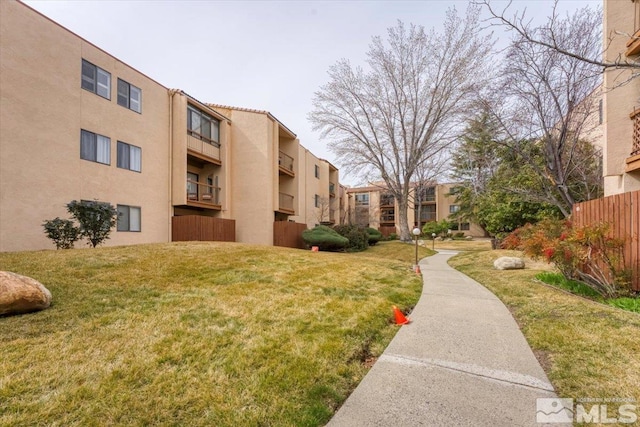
[171,215,235,242]
[379,226,397,238]
[572,190,640,291]
[274,221,307,249]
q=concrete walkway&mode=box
[327,251,568,427]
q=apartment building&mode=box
[345,183,484,237]
[292,147,340,228]
[0,1,332,251]
[602,0,640,195]
[0,0,172,252]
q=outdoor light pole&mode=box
[413,227,421,267]
[432,233,436,250]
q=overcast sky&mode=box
[23,0,599,185]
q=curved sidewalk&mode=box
[327,251,568,427]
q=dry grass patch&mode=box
[0,242,423,426]
[449,250,640,409]
[431,238,493,252]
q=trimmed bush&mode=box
[42,217,81,249]
[333,225,369,252]
[366,227,382,246]
[302,225,348,251]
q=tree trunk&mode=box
[397,198,411,241]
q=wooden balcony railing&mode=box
[419,212,437,221]
[278,151,294,174]
[279,192,294,212]
[626,28,640,56]
[187,180,220,206]
[380,215,395,223]
[187,134,220,161]
[631,108,640,157]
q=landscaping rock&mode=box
[465,236,473,240]
[0,271,52,316]
[493,257,525,270]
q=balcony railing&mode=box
[380,215,395,223]
[278,151,294,174]
[187,134,221,161]
[419,212,437,221]
[380,195,395,206]
[187,180,220,206]
[279,192,294,212]
[631,108,640,157]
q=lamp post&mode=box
[432,233,436,250]
[413,227,421,267]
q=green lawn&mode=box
[449,250,640,409]
[0,242,423,427]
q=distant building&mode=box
[345,183,485,237]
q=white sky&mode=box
[23,0,599,185]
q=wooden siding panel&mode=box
[273,221,307,249]
[171,216,235,242]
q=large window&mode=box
[187,105,220,147]
[117,141,141,172]
[117,205,141,232]
[355,193,369,206]
[81,59,110,99]
[117,79,141,113]
[80,130,110,165]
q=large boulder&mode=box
[0,271,52,316]
[493,257,525,270]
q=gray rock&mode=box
[493,257,525,270]
[0,271,52,316]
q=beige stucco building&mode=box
[0,1,334,252]
[292,147,340,228]
[345,183,485,237]
[602,0,640,195]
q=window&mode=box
[460,223,470,231]
[449,205,460,213]
[81,59,110,99]
[187,105,220,147]
[598,99,603,125]
[315,194,320,208]
[315,165,320,179]
[117,205,141,232]
[80,130,110,165]
[355,193,369,206]
[117,79,141,113]
[117,141,141,172]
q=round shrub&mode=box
[333,225,369,252]
[366,227,382,246]
[302,225,348,251]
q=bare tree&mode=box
[484,5,604,216]
[310,8,494,241]
[479,1,640,78]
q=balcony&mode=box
[626,108,640,172]
[380,194,395,206]
[626,29,640,57]
[278,151,294,177]
[187,180,221,209]
[187,133,221,165]
[329,183,336,197]
[380,214,395,224]
[278,192,295,214]
[419,212,437,222]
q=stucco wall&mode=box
[0,1,171,251]
[603,0,640,195]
